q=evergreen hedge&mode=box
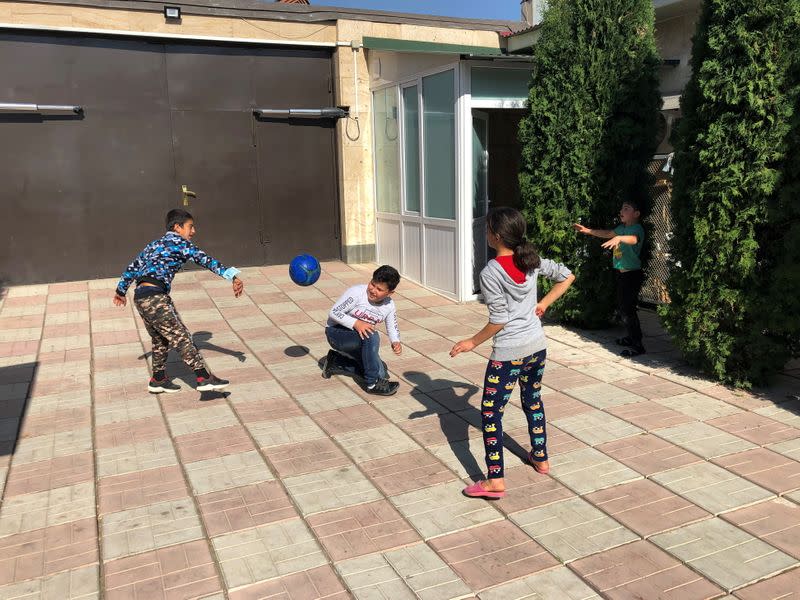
[519,0,662,328]
[661,0,800,386]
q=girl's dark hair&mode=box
[166,209,193,231]
[486,207,540,273]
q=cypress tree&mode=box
[519,0,662,327]
[661,0,800,386]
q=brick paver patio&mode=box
[1,261,799,599]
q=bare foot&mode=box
[480,479,505,492]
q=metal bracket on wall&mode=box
[0,103,83,114]
[253,108,349,119]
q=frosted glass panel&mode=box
[402,86,420,213]
[402,221,422,283]
[424,224,457,294]
[373,88,400,213]
[472,67,531,101]
[423,70,455,220]
[376,217,401,266]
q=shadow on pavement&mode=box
[138,331,246,363]
[0,361,39,457]
[403,370,529,482]
[546,308,800,408]
[284,345,310,358]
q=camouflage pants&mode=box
[134,293,205,374]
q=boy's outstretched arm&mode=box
[180,240,243,296]
[601,234,640,250]
[573,223,615,239]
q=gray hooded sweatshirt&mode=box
[480,257,573,362]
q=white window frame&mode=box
[372,63,460,296]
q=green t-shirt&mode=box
[612,223,644,271]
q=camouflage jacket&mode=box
[116,232,239,296]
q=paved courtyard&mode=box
[0,261,799,599]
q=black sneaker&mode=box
[365,378,399,396]
[196,374,229,391]
[620,345,646,358]
[148,378,181,394]
[322,350,338,379]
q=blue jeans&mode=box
[325,325,387,386]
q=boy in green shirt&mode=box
[574,201,646,356]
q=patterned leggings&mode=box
[482,350,547,479]
[134,293,206,374]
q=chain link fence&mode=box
[641,155,673,305]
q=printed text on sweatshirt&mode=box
[328,284,401,343]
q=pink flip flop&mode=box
[528,452,550,474]
[463,481,506,499]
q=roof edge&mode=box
[12,0,521,33]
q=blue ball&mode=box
[289,254,321,286]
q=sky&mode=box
[306,0,521,21]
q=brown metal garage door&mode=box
[0,32,340,284]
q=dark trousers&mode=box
[616,269,645,346]
[481,350,548,479]
[325,325,387,386]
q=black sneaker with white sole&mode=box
[196,374,229,391]
[365,378,399,396]
[148,378,181,394]
[620,345,646,358]
[321,350,338,379]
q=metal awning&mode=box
[362,36,505,56]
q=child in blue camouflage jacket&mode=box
[113,209,244,393]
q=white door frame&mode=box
[471,109,490,295]
[456,61,533,301]
[456,61,474,301]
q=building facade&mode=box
[0,0,699,298]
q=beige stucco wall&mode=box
[1,2,505,263]
[0,1,336,42]
[655,7,700,97]
[653,4,700,155]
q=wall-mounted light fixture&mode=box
[164,6,181,21]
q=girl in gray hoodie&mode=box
[451,207,575,499]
